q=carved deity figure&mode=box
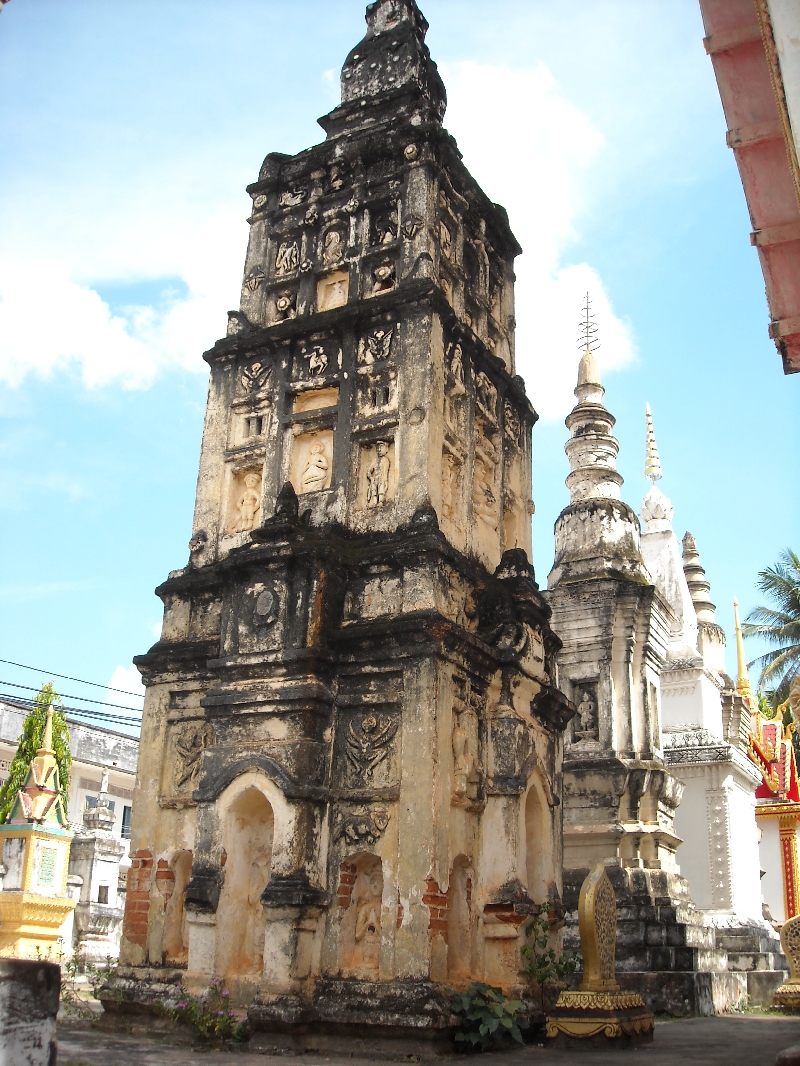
[300,441,329,492]
[441,452,458,519]
[235,472,262,533]
[321,229,345,265]
[449,343,465,393]
[476,372,497,419]
[352,874,382,972]
[473,462,498,530]
[440,220,453,259]
[275,240,300,275]
[174,723,215,790]
[578,691,597,734]
[366,441,391,506]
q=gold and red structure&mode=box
[736,598,800,921]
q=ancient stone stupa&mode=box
[109,0,573,1043]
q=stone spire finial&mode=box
[640,404,673,533]
[337,0,446,123]
[732,597,752,699]
[644,403,662,483]
[681,532,716,623]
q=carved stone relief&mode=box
[452,706,481,803]
[245,266,265,292]
[334,808,390,847]
[227,469,262,534]
[275,290,296,320]
[275,239,300,275]
[439,220,453,260]
[291,430,334,494]
[240,359,271,395]
[358,440,395,508]
[321,227,346,266]
[472,458,498,532]
[476,372,497,423]
[294,335,341,380]
[372,209,398,246]
[279,186,307,208]
[357,369,396,416]
[317,270,349,312]
[359,325,395,365]
[253,586,279,627]
[174,722,215,791]
[441,450,460,522]
[370,262,395,295]
[573,685,599,743]
[445,343,466,436]
[345,713,398,782]
[503,401,520,447]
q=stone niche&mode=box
[224,466,263,536]
[294,387,339,414]
[356,438,397,509]
[317,270,349,313]
[289,429,334,495]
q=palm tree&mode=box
[743,548,800,708]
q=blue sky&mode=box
[0,0,797,729]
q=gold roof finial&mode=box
[733,596,752,698]
[645,403,662,483]
[39,704,55,756]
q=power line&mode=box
[0,679,144,714]
[0,658,145,699]
[0,692,141,729]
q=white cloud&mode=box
[106,664,145,710]
[151,620,163,640]
[0,211,243,389]
[441,61,636,419]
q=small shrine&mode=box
[0,706,76,958]
[546,864,653,1046]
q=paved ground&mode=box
[57,1014,800,1066]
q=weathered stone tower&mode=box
[110,0,572,1042]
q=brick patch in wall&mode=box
[337,861,357,908]
[123,848,153,947]
[423,877,449,940]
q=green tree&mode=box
[0,682,72,824]
[743,549,800,709]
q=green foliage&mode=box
[521,903,579,1011]
[0,683,71,824]
[743,548,800,707]
[167,979,250,1043]
[449,982,527,1050]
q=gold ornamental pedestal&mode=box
[546,865,654,1047]
[773,912,800,1008]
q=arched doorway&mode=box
[525,773,552,905]
[215,786,274,976]
[447,855,473,980]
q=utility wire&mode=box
[0,679,144,714]
[0,693,142,728]
[0,658,145,699]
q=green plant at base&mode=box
[449,982,527,1050]
[0,682,71,824]
[166,979,250,1043]
[521,902,579,1010]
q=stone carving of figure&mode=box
[452,709,481,800]
[352,874,382,972]
[300,441,329,492]
[442,453,457,519]
[575,690,598,740]
[235,472,262,533]
[174,723,215,790]
[371,263,395,293]
[374,212,398,245]
[243,844,272,972]
[322,229,345,265]
[473,463,498,530]
[476,372,497,419]
[440,220,452,259]
[275,240,300,275]
[305,345,328,376]
[449,343,465,393]
[366,441,391,506]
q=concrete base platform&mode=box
[59,1014,800,1065]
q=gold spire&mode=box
[39,704,55,756]
[733,596,752,697]
[644,403,662,483]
